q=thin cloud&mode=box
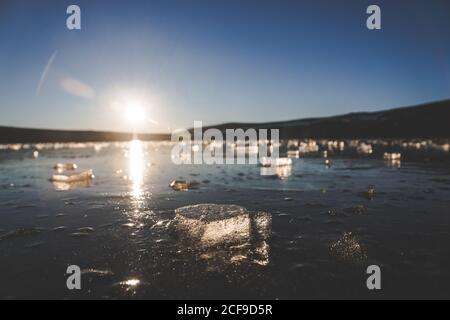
[36,50,58,96]
[60,76,96,99]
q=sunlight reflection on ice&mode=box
[128,140,145,200]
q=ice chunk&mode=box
[357,143,373,154]
[173,204,271,248]
[287,150,300,159]
[260,166,291,179]
[383,152,401,161]
[260,157,292,167]
[54,163,78,173]
[50,169,95,183]
[298,140,319,153]
[367,185,376,199]
[169,180,194,191]
[32,151,39,158]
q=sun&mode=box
[125,104,146,125]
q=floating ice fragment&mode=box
[298,140,319,153]
[367,185,376,198]
[287,150,300,159]
[357,143,373,154]
[50,169,95,183]
[169,180,199,191]
[174,204,272,270]
[260,166,292,180]
[54,163,78,173]
[260,157,292,167]
[173,204,271,248]
[32,151,39,158]
[383,153,401,161]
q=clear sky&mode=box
[0,0,449,133]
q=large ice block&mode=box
[173,204,271,248]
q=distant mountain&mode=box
[0,127,169,144]
[1,99,449,143]
[202,99,450,139]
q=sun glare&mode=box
[126,104,146,125]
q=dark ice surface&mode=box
[1,141,450,299]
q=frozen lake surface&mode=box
[1,140,450,299]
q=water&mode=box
[1,140,450,299]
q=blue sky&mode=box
[0,0,449,133]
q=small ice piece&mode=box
[383,153,401,161]
[298,140,319,153]
[367,185,376,198]
[169,180,194,191]
[173,204,271,248]
[357,143,373,154]
[260,166,292,180]
[50,169,95,183]
[287,150,300,159]
[323,151,328,158]
[32,151,39,158]
[54,163,78,172]
[324,159,332,168]
[260,157,292,167]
